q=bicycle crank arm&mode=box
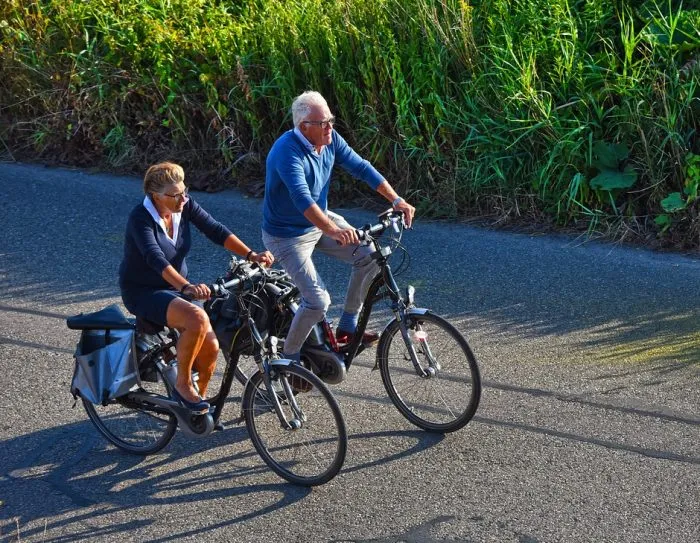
[129,390,215,438]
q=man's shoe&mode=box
[336,328,380,346]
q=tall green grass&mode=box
[1,0,698,246]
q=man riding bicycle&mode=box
[261,91,415,363]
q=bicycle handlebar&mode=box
[210,265,263,297]
[208,210,406,297]
[356,210,406,241]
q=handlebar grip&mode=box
[357,221,388,240]
[211,266,263,296]
[263,282,283,296]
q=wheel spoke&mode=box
[83,381,177,455]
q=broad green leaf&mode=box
[654,214,671,229]
[590,167,637,191]
[642,10,700,51]
[660,192,686,212]
[592,141,629,170]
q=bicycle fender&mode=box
[269,358,295,367]
[379,307,430,338]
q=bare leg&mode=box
[192,330,219,398]
[166,297,211,403]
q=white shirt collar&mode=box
[294,127,321,155]
[143,195,181,246]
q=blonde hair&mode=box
[143,162,185,195]
[291,91,328,127]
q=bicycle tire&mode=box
[242,363,347,486]
[377,311,481,433]
[82,381,178,455]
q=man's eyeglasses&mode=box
[303,116,335,129]
[162,188,189,201]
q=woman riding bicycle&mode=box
[118,162,273,412]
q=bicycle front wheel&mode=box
[82,382,177,455]
[377,312,481,433]
[243,364,347,486]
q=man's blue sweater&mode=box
[119,197,232,290]
[262,129,385,238]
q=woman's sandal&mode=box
[171,387,210,413]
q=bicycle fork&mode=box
[261,360,307,431]
[396,307,441,379]
[250,322,306,431]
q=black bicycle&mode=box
[67,264,347,486]
[229,210,482,433]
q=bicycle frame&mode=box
[332,218,432,379]
[122,277,303,436]
[206,276,307,431]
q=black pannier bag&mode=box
[207,285,277,357]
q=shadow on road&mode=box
[0,416,446,541]
[474,414,700,465]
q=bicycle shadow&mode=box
[0,418,307,541]
[343,429,444,474]
[1,408,446,541]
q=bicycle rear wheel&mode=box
[377,312,481,433]
[243,364,346,486]
[82,380,177,455]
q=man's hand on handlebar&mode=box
[327,225,360,246]
[248,250,275,267]
[394,200,415,228]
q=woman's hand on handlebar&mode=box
[182,283,211,300]
[248,250,275,267]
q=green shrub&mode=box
[0,0,698,246]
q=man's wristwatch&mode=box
[392,196,404,208]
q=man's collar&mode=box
[293,127,320,154]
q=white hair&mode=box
[291,91,328,127]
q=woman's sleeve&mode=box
[188,198,234,245]
[128,212,171,274]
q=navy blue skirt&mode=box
[121,285,189,326]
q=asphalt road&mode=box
[0,162,698,542]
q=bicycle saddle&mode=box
[66,304,135,330]
[135,317,165,335]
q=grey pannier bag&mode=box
[67,305,141,405]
